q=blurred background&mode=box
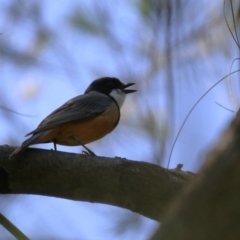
[0,0,240,239]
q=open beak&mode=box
[122,83,137,94]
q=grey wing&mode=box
[26,92,112,136]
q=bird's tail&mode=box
[10,133,42,158]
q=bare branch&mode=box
[0,146,194,221]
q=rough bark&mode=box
[0,146,193,221]
[152,111,240,239]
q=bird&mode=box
[10,77,136,157]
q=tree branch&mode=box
[0,146,194,221]
[152,110,240,239]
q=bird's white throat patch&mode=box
[110,89,126,108]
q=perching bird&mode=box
[10,77,136,157]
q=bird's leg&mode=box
[71,135,96,156]
[53,142,57,151]
[50,142,57,151]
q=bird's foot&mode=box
[82,149,96,156]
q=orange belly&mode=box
[36,104,119,146]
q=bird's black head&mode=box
[85,77,136,95]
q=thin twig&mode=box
[0,213,30,240]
